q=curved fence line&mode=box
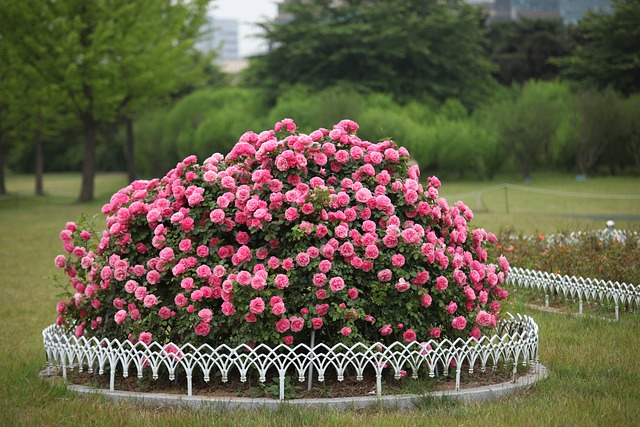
[507,267,639,320]
[42,314,539,400]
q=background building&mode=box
[197,17,240,62]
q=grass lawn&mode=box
[0,172,639,426]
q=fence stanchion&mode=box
[504,185,509,214]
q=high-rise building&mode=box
[488,0,612,22]
[559,0,614,24]
[197,17,239,62]
[276,0,614,26]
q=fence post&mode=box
[504,185,509,214]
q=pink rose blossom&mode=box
[275,318,290,333]
[340,327,352,336]
[272,302,286,316]
[379,324,393,336]
[452,316,467,330]
[114,310,127,324]
[290,316,304,332]
[391,254,405,267]
[403,329,416,342]
[421,294,432,307]
[445,301,458,314]
[476,310,493,327]
[143,294,158,308]
[395,278,410,293]
[435,276,448,291]
[311,317,324,330]
[194,322,211,336]
[139,332,153,345]
[329,277,345,293]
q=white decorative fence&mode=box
[507,267,640,320]
[43,313,539,400]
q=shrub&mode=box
[52,119,509,348]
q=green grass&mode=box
[1,172,639,426]
[438,172,640,233]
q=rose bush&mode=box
[52,119,509,348]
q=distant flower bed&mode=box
[491,228,640,284]
[52,119,509,350]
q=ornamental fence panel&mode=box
[43,313,539,400]
[507,267,639,320]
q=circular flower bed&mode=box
[51,118,510,356]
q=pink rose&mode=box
[379,324,393,336]
[391,254,405,267]
[275,318,290,333]
[470,325,482,339]
[329,277,345,293]
[158,306,172,319]
[311,317,324,330]
[403,329,416,342]
[435,276,448,291]
[421,294,432,307]
[295,252,310,267]
[139,332,153,345]
[194,322,211,336]
[174,294,187,307]
[198,308,213,323]
[452,316,467,330]
[364,245,379,259]
[114,309,127,324]
[395,278,410,293]
[316,304,329,316]
[221,301,235,316]
[272,302,286,316]
[249,297,265,315]
[143,294,158,308]
[340,327,352,336]
[290,316,304,332]
[348,288,359,300]
[377,269,392,282]
[476,310,493,327]
[445,301,458,314]
[274,274,290,289]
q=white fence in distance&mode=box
[42,313,539,400]
[506,267,639,320]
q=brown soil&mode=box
[54,363,530,400]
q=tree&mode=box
[554,0,640,95]
[568,88,624,176]
[486,18,575,85]
[622,95,640,174]
[1,0,210,201]
[496,81,569,179]
[0,38,66,196]
[244,0,497,107]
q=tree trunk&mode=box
[78,117,97,202]
[125,117,136,183]
[35,130,44,195]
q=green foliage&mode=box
[0,0,212,201]
[486,18,574,85]
[554,0,640,95]
[135,88,269,177]
[566,88,625,176]
[244,0,497,107]
[493,81,570,179]
[621,94,640,173]
[268,85,368,132]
